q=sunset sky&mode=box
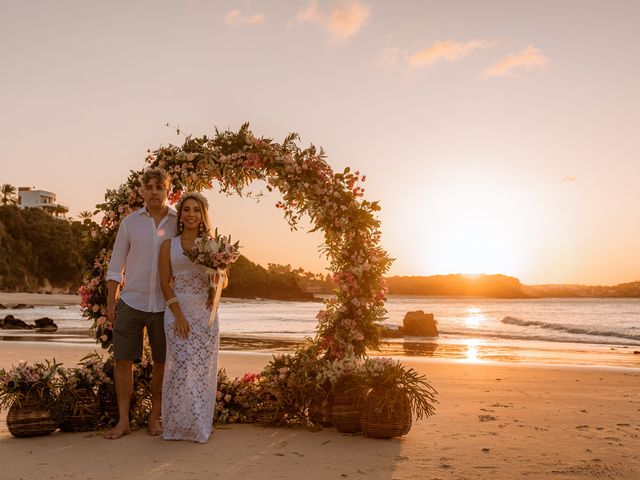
[2,1,639,285]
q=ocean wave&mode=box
[501,316,640,342]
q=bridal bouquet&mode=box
[184,228,241,273]
[184,229,240,325]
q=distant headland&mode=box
[385,274,640,299]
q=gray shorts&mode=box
[113,299,166,362]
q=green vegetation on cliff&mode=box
[0,206,86,291]
[225,257,315,301]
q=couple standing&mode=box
[104,168,224,443]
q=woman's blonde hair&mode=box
[176,192,212,236]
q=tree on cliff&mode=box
[1,184,18,206]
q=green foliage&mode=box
[0,206,89,291]
[225,256,315,301]
[1,184,17,206]
[362,358,438,420]
[252,343,327,426]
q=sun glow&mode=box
[411,177,538,277]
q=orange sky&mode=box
[1,1,639,285]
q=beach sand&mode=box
[1,343,638,479]
[0,292,81,307]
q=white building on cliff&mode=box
[18,187,69,218]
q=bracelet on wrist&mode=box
[166,297,178,307]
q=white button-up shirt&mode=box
[106,206,177,312]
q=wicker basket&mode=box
[331,390,362,433]
[361,387,412,439]
[98,384,120,424]
[60,388,100,432]
[308,394,333,427]
[129,385,152,430]
[97,383,150,428]
[6,396,58,437]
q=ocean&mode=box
[2,296,639,368]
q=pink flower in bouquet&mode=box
[241,373,259,384]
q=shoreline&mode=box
[0,292,316,308]
[1,343,639,479]
[0,292,81,307]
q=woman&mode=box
[159,192,226,443]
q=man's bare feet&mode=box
[147,417,162,436]
[103,422,131,440]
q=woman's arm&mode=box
[159,239,190,339]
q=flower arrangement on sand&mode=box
[0,360,60,410]
[215,369,261,424]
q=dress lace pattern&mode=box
[162,236,219,443]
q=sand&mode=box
[0,292,81,307]
[0,343,638,480]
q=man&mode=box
[104,168,176,439]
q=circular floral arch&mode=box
[81,124,392,360]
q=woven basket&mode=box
[331,390,362,433]
[308,394,333,427]
[129,385,152,430]
[98,384,120,424]
[361,387,412,439]
[7,396,58,438]
[60,388,100,432]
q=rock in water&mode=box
[380,324,404,338]
[0,315,32,330]
[13,304,34,309]
[34,317,58,332]
[402,311,438,337]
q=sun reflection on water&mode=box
[464,307,486,329]
[463,338,483,363]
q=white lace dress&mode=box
[162,236,219,443]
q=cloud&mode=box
[407,40,495,68]
[561,176,577,183]
[483,45,548,77]
[375,47,405,66]
[224,9,265,27]
[292,0,370,40]
[294,0,323,24]
[327,0,370,39]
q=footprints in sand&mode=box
[477,402,517,424]
[478,415,497,422]
[550,462,624,477]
